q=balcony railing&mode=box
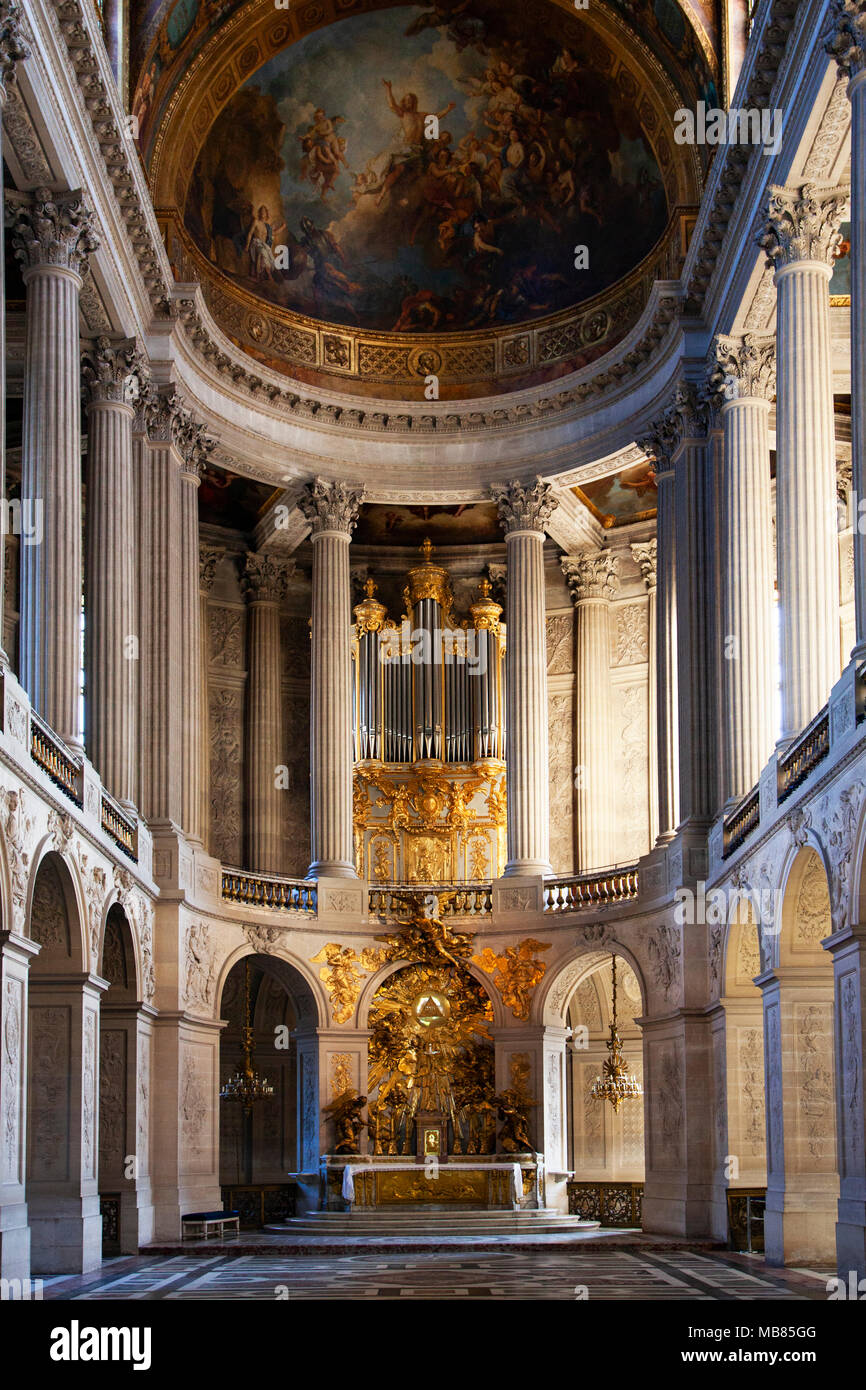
[30,710,82,804]
[221,868,317,913]
[368,883,493,919]
[101,788,137,861]
[543,867,639,913]
[722,785,760,860]
[777,707,830,804]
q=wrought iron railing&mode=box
[722,785,760,859]
[29,710,82,804]
[567,1180,643,1227]
[101,789,137,861]
[777,707,830,803]
[368,883,493,918]
[543,867,639,913]
[221,868,317,913]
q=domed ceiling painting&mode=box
[182,2,669,334]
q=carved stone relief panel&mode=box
[209,686,244,865]
[99,1029,127,1175]
[28,1006,70,1182]
[180,1042,213,1177]
[548,691,574,875]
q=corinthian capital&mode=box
[6,186,99,275]
[707,334,776,405]
[562,549,620,603]
[825,0,866,80]
[242,552,294,603]
[491,478,558,535]
[82,336,150,407]
[298,477,364,536]
[631,539,657,592]
[663,379,711,447]
[144,388,214,474]
[758,183,851,269]
[199,545,224,594]
[0,0,29,91]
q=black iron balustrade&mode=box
[722,785,760,859]
[777,707,830,803]
[29,710,82,804]
[101,788,137,861]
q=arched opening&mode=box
[763,847,839,1265]
[713,896,766,1249]
[26,851,103,1273]
[97,903,151,1254]
[217,953,318,1225]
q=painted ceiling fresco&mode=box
[182,2,671,333]
[353,501,502,547]
[574,460,658,526]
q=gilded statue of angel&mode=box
[473,937,551,1020]
[494,1087,536,1153]
[323,1089,368,1153]
[311,942,384,1023]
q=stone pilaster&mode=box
[759,184,850,738]
[561,548,619,870]
[827,4,866,658]
[176,420,213,846]
[7,188,99,748]
[823,925,866,1280]
[631,540,658,847]
[243,552,292,873]
[0,928,39,1281]
[708,335,776,803]
[639,422,679,843]
[299,479,364,878]
[82,338,149,807]
[491,480,558,878]
[199,546,222,854]
[0,4,27,667]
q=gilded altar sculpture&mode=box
[473,938,552,1021]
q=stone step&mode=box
[265,1211,602,1237]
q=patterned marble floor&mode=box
[40,1248,830,1301]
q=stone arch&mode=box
[778,845,833,968]
[215,941,327,1031]
[539,938,648,1029]
[27,848,86,971]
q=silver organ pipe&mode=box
[352,545,504,770]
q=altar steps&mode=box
[261,1210,604,1243]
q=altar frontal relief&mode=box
[183,0,669,333]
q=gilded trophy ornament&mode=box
[473,938,552,1021]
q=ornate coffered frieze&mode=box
[707,334,776,405]
[82,336,150,406]
[561,549,620,603]
[631,539,658,592]
[298,478,364,537]
[825,0,866,79]
[758,184,852,269]
[491,479,558,536]
[6,186,99,275]
[242,552,294,604]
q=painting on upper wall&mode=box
[183,1,670,334]
[354,502,502,548]
[575,461,658,527]
[830,222,851,302]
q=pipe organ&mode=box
[352,540,507,884]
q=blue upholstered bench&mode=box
[181,1210,240,1239]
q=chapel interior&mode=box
[0,0,864,1299]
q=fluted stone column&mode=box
[491,480,558,878]
[0,5,27,666]
[299,479,363,879]
[83,339,149,806]
[667,383,719,825]
[199,546,222,853]
[709,335,776,803]
[639,422,681,842]
[562,549,619,870]
[827,3,866,656]
[176,418,211,846]
[243,553,292,873]
[8,188,98,748]
[632,540,658,847]
[760,184,850,739]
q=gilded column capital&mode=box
[631,539,657,592]
[825,0,866,80]
[758,183,851,269]
[707,334,776,405]
[491,478,558,535]
[0,0,28,96]
[82,336,150,407]
[199,545,224,594]
[299,477,364,536]
[6,186,99,275]
[562,548,620,603]
[242,552,294,603]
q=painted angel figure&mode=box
[299,109,349,198]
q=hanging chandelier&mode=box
[219,960,275,1111]
[590,954,643,1112]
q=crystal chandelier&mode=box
[590,954,643,1112]
[219,960,275,1111]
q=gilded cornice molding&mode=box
[298,478,364,537]
[562,549,620,602]
[82,335,150,406]
[242,552,294,603]
[825,0,866,79]
[491,479,558,536]
[6,186,99,274]
[707,333,776,404]
[0,0,28,93]
[758,183,852,269]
